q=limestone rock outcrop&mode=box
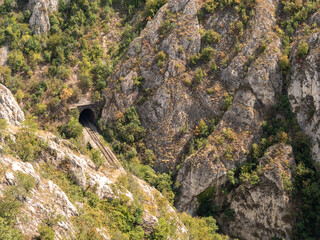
[218,144,296,240]
[0,156,78,238]
[102,0,211,172]
[0,126,188,238]
[28,0,62,34]
[102,0,283,174]
[0,44,9,66]
[175,90,260,214]
[288,16,320,163]
[0,84,25,126]
[221,0,282,107]
[41,134,188,238]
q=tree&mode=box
[194,68,203,85]
[90,148,104,169]
[0,119,7,131]
[38,225,55,240]
[298,41,309,58]
[7,50,27,72]
[11,116,42,162]
[279,55,290,71]
[150,218,170,240]
[0,217,22,240]
[59,117,83,139]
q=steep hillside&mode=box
[0,84,229,239]
[0,0,320,239]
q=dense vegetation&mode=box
[0,0,168,132]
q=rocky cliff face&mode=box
[102,0,282,174]
[218,144,296,240]
[28,0,61,34]
[0,84,25,126]
[0,132,189,239]
[175,90,260,214]
[101,0,283,215]
[102,0,209,172]
[288,12,320,163]
[1,156,78,238]
[0,44,9,66]
[98,0,307,237]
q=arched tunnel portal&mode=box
[74,100,122,169]
[79,108,96,125]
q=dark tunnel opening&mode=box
[79,108,95,125]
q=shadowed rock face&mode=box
[288,15,320,163]
[218,144,296,240]
[0,84,25,126]
[175,90,260,215]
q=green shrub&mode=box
[251,143,260,160]
[10,116,44,162]
[197,119,209,138]
[144,149,156,165]
[159,19,175,36]
[150,217,170,240]
[206,88,215,94]
[112,107,146,145]
[227,170,237,185]
[157,51,167,67]
[16,171,35,195]
[279,55,290,71]
[298,41,309,57]
[200,47,215,63]
[235,20,244,35]
[90,148,104,169]
[277,131,288,143]
[157,51,166,61]
[7,50,27,72]
[0,119,7,131]
[24,35,42,54]
[129,163,174,202]
[222,128,236,141]
[203,0,216,14]
[249,172,260,185]
[189,54,200,65]
[40,163,84,203]
[223,93,233,111]
[38,225,55,240]
[0,217,22,240]
[145,0,168,18]
[282,173,293,192]
[203,29,221,44]
[193,68,203,85]
[211,61,218,72]
[59,117,83,139]
[125,147,137,160]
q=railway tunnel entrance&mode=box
[79,108,95,125]
[78,107,122,169]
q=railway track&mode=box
[81,118,121,169]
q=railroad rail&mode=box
[81,118,122,169]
